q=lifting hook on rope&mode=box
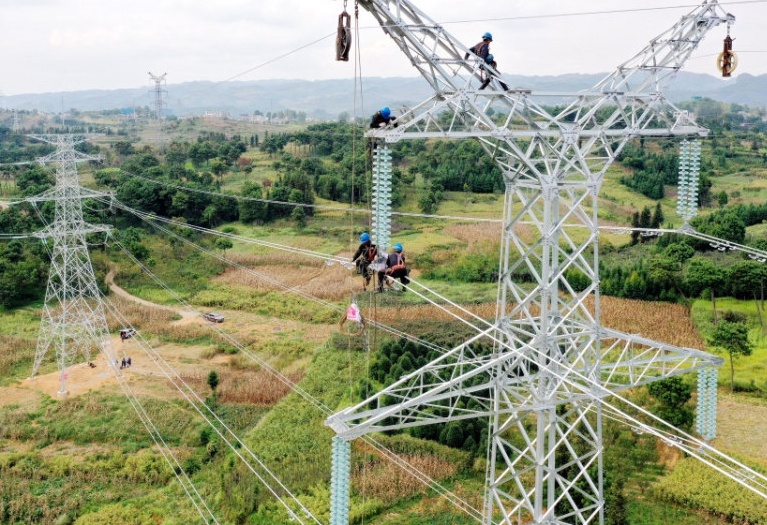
[717,23,737,78]
[336,5,352,62]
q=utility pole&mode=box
[148,72,167,120]
[25,134,115,397]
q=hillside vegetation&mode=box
[0,100,766,524]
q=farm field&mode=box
[1,240,763,524]
[2,100,767,523]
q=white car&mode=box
[203,312,225,323]
[119,328,137,340]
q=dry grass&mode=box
[595,296,705,349]
[178,369,303,406]
[443,223,502,247]
[214,262,361,301]
[373,303,498,324]
[713,396,767,464]
[104,297,179,332]
[226,252,319,267]
[372,295,704,349]
[0,335,34,377]
[352,452,458,502]
[443,221,537,247]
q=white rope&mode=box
[102,284,321,525]
[98,337,222,524]
[371,274,767,500]
[116,168,502,223]
[104,200,484,520]
[95,197,449,356]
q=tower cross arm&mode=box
[35,150,103,165]
[593,1,734,93]
[358,0,491,93]
[28,134,104,165]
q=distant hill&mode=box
[2,72,764,120]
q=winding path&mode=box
[105,269,197,322]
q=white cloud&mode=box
[0,0,763,96]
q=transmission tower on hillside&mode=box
[24,134,115,397]
[148,71,167,120]
[324,2,765,525]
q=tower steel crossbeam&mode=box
[25,134,115,397]
[327,2,744,524]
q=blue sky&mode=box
[0,0,764,96]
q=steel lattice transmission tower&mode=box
[324,2,759,525]
[26,134,115,397]
[148,71,167,120]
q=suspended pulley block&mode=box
[336,11,352,62]
[717,26,737,78]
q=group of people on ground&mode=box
[352,232,410,293]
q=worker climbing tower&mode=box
[25,135,115,396]
[327,2,741,524]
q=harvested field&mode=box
[215,261,362,301]
[178,369,304,406]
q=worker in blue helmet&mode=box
[378,242,410,293]
[465,31,493,61]
[370,106,398,129]
[352,232,379,290]
[480,54,509,91]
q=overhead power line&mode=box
[116,168,503,223]
[436,0,767,25]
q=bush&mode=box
[653,458,767,524]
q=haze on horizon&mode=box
[0,0,765,97]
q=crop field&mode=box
[4,107,767,523]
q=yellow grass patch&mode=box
[178,369,303,406]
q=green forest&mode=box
[1,97,767,525]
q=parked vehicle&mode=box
[203,312,225,323]
[119,328,137,340]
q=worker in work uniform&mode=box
[370,106,397,129]
[351,232,379,290]
[465,32,492,61]
[369,106,398,156]
[378,243,409,293]
[479,54,509,91]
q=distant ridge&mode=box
[2,72,763,119]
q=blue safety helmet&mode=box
[486,54,494,63]
[483,32,493,41]
[360,232,370,243]
[393,243,403,253]
[381,107,391,119]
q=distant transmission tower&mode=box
[148,72,168,120]
[12,109,19,133]
[25,134,115,396]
